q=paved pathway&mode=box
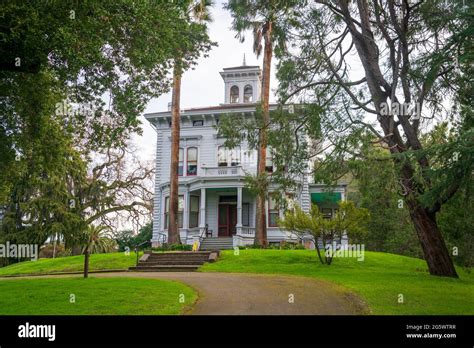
[94,272,368,315]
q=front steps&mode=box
[199,237,234,251]
[129,251,217,272]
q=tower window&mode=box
[230,85,239,103]
[244,85,253,103]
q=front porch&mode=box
[153,182,348,249]
[170,186,257,247]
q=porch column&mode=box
[199,188,206,234]
[236,187,243,234]
[183,188,190,230]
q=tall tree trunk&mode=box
[335,0,458,277]
[406,198,458,277]
[83,249,89,278]
[168,64,182,245]
[255,21,273,247]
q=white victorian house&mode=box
[145,63,346,249]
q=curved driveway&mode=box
[95,271,368,315]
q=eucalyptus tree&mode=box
[225,0,301,247]
[276,0,473,277]
[168,0,214,244]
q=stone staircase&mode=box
[199,237,234,251]
[129,251,218,272]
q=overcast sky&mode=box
[133,1,279,161]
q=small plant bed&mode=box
[152,243,193,252]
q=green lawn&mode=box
[0,252,139,276]
[0,277,196,315]
[200,249,474,315]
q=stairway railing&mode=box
[134,241,150,266]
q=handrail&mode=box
[157,233,167,245]
[199,224,209,239]
[154,233,167,254]
[134,241,149,266]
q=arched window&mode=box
[187,147,198,176]
[178,148,184,176]
[230,85,239,103]
[244,85,253,103]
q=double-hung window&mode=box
[178,148,184,176]
[164,196,184,229]
[187,147,198,176]
[265,148,273,173]
[268,194,279,227]
[189,196,199,228]
[218,146,240,167]
[177,147,198,176]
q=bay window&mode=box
[285,193,295,214]
[164,195,184,229]
[268,194,279,227]
[189,195,199,228]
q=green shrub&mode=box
[152,243,192,252]
[268,241,305,250]
[239,244,264,249]
[282,242,305,250]
[39,244,72,258]
[239,242,305,250]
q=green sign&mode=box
[310,192,342,204]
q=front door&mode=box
[218,204,237,237]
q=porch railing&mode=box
[237,226,255,237]
[201,166,244,177]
